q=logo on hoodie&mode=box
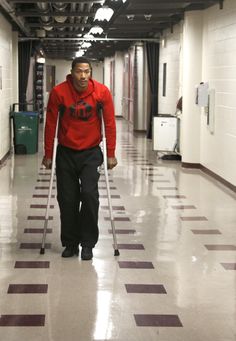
[69,100,92,121]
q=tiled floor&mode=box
[0,118,236,340]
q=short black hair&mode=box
[72,57,92,69]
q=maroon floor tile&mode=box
[221,263,236,270]
[163,195,186,198]
[150,180,170,183]
[116,244,144,249]
[141,168,159,170]
[8,284,48,294]
[172,205,196,209]
[37,179,56,182]
[157,187,178,190]
[134,314,183,327]
[147,174,164,177]
[100,195,120,198]
[33,194,55,198]
[205,244,236,251]
[20,243,51,249]
[108,229,136,234]
[105,217,130,221]
[27,216,53,220]
[0,314,45,326]
[99,179,113,183]
[14,261,50,268]
[35,186,56,190]
[118,261,154,269]
[99,186,117,190]
[191,229,221,235]
[24,228,52,234]
[180,216,207,221]
[30,204,54,209]
[101,206,125,210]
[125,284,166,294]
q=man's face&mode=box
[71,63,91,90]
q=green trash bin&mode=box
[12,111,39,154]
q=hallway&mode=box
[0,118,235,341]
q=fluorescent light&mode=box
[94,6,114,21]
[76,50,85,57]
[89,26,104,35]
[81,42,92,49]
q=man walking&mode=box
[42,57,117,260]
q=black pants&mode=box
[56,144,103,248]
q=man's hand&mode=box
[42,157,52,169]
[107,157,118,170]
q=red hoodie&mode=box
[44,74,116,159]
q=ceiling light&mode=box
[89,26,104,35]
[126,14,134,21]
[122,0,127,2]
[94,6,114,22]
[81,42,92,49]
[76,50,85,57]
[144,14,152,21]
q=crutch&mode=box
[97,103,120,256]
[40,115,59,255]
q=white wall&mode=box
[0,13,17,160]
[158,22,183,115]
[200,0,236,184]
[157,0,236,186]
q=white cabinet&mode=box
[153,115,178,151]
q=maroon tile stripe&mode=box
[35,186,56,190]
[147,174,164,177]
[33,194,55,198]
[15,261,50,268]
[20,243,51,249]
[0,315,45,326]
[100,195,120,198]
[191,229,221,235]
[157,187,178,190]
[180,216,207,221]
[205,244,236,251]
[172,205,196,209]
[99,186,117,190]
[118,261,154,269]
[38,173,51,175]
[37,179,56,182]
[99,179,113,183]
[134,314,183,327]
[163,195,186,198]
[141,168,159,170]
[30,204,54,209]
[101,206,125,210]
[221,263,236,270]
[24,228,52,234]
[116,244,144,250]
[150,180,170,183]
[125,284,166,294]
[27,216,53,220]
[108,229,136,234]
[105,217,130,221]
[8,284,48,294]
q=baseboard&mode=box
[182,162,236,193]
[0,150,11,168]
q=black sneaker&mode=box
[81,247,93,260]
[61,246,79,258]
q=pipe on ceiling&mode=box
[0,0,30,36]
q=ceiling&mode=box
[0,0,223,61]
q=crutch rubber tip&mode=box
[114,249,120,256]
[40,248,45,255]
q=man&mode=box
[42,57,117,260]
